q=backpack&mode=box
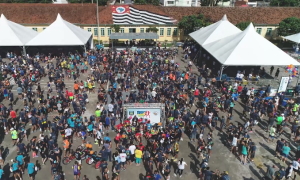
[125,150,131,156]
[54,174,61,180]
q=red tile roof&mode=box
[1,4,300,25]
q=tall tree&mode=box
[236,21,251,30]
[111,24,121,32]
[270,0,299,6]
[278,17,300,36]
[178,14,211,35]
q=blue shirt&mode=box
[16,155,24,165]
[88,124,93,131]
[12,163,18,171]
[27,163,35,174]
[154,173,162,180]
[282,146,291,155]
[104,136,111,142]
[0,169,3,178]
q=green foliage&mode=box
[0,0,52,2]
[270,0,299,7]
[236,21,251,30]
[178,14,211,35]
[111,24,121,32]
[278,17,300,36]
[134,0,159,5]
[146,26,158,33]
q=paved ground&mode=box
[0,49,299,180]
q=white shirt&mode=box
[293,160,299,170]
[108,104,114,112]
[96,131,102,139]
[119,153,127,162]
[65,128,73,137]
[178,161,187,169]
[129,145,136,155]
[232,137,238,146]
[151,91,157,97]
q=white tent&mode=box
[203,23,300,66]
[283,33,300,44]
[26,14,93,49]
[189,15,241,46]
[0,14,38,46]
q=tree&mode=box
[278,17,300,36]
[178,14,211,35]
[236,21,251,30]
[270,0,299,7]
[146,26,158,33]
[111,24,121,32]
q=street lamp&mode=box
[96,0,100,45]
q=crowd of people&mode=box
[0,43,298,180]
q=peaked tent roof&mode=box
[203,23,300,66]
[189,15,241,46]
[0,14,38,46]
[26,14,92,46]
[283,33,300,44]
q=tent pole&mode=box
[84,45,87,53]
[22,46,26,57]
[219,65,224,80]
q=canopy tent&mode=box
[283,33,300,44]
[203,23,300,66]
[189,15,241,46]
[0,14,38,46]
[109,33,159,40]
[26,14,93,50]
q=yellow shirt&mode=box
[135,149,143,158]
[88,82,92,89]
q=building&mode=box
[1,4,300,44]
[160,0,200,7]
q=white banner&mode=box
[126,108,161,124]
[278,77,289,92]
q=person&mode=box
[134,148,143,166]
[268,126,276,142]
[72,161,81,180]
[163,160,171,180]
[270,66,274,75]
[281,143,291,163]
[27,162,36,180]
[286,163,293,179]
[275,68,280,79]
[240,142,248,165]
[220,171,230,180]
[11,159,22,180]
[275,167,285,180]
[0,165,4,180]
[265,165,276,180]
[16,152,25,174]
[292,159,300,179]
[174,158,187,177]
[10,128,18,146]
[153,170,162,180]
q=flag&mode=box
[112,6,176,25]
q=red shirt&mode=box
[194,89,199,96]
[10,111,16,118]
[237,86,243,92]
[115,124,122,130]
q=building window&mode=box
[256,28,262,34]
[187,1,189,4]
[87,28,91,32]
[173,28,178,36]
[43,28,46,30]
[167,1,174,4]
[140,28,144,33]
[94,28,98,36]
[120,28,125,33]
[167,28,171,36]
[32,28,37,31]
[129,28,136,33]
[101,28,105,36]
[266,28,272,36]
[108,28,112,36]
[160,28,164,36]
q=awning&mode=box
[109,33,159,39]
